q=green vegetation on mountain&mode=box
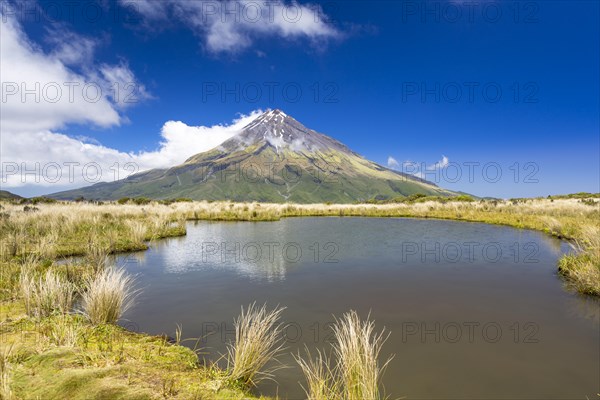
[49,110,457,203]
[0,190,22,201]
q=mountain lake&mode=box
[116,217,600,399]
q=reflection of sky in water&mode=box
[117,218,569,282]
[119,222,297,281]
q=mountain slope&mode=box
[49,110,457,203]
[0,190,23,200]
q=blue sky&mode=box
[1,0,598,198]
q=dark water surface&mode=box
[118,218,599,399]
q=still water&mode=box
[118,218,599,399]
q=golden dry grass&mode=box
[295,347,339,400]
[80,267,138,325]
[558,225,600,295]
[1,197,597,295]
[19,268,74,318]
[227,303,286,387]
[0,344,13,400]
[295,311,393,400]
[332,311,392,400]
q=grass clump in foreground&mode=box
[81,267,138,325]
[0,311,268,399]
[1,344,14,400]
[1,275,270,399]
[296,348,339,400]
[20,267,74,318]
[295,311,393,400]
[558,225,600,296]
[333,311,392,400]
[227,303,286,387]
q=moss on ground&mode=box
[1,301,268,400]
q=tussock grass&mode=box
[542,216,563,236]
[333,311,392,400]
[558,225,600,295]
[80,267,137,325]
[85,238,110,274]
[47,315,82,347]
[0,344,14,400]
[295,348,339,400]
[20,268,74,318]
[227,303,286,386]
[0,308,265,400]
[578,225,600,250]
[296,311,392,400]
[19,271,35,316]
[126,220,147,245]
[0,263,20,301]
[0,202,183,259]
[34,231,58,259]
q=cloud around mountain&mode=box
[0,7,261,195]
[1,110,262,193]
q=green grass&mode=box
[557,225,600,296]
[0,305,269,400]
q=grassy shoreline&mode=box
[1,197,598,399]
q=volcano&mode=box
[49,110,456,203]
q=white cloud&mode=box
[0,8,256,195]
[414,155,450,178]
[0,9,149,133]
[121,0,340,53]
[429,155,449,170]
[387,155,450,179]
[133,111,262,169]
[1,111,262,192]
[0,13,118,132]
[0,7,161,196]
[45,26,98,67]
[95,62,153,109]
